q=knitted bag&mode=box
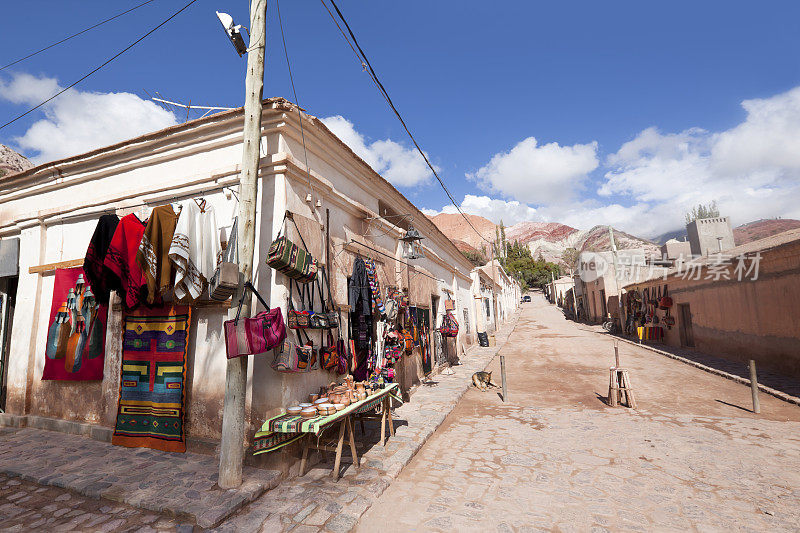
[224,282,286,359]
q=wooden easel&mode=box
[299,416,360,481]
[608,367,637,409]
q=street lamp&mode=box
[401,224,425,260]
[216,11,248,56]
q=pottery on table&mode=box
[334,403,345,411]
[286,405,303,416]
[300,407,317,418]
[309,393,319,403]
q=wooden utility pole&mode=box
[219,0,267,489]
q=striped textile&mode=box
[252,384,401,455]
[637,326,664,341]
[363,258,385,315]
[111,305,191,453]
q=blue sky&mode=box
[2,1,800,238]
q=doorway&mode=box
[678,303,694,347]
[0,276,17,411]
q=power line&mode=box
[321,0,493,247]
[0,0,199,131]
[0,0,157,72]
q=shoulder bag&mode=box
[266,213,318,283]
[271,329,317,373]
[287,278,311,329]
[224,281,286,359]
[210,217,241,301]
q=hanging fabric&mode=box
[103,213,147,310]
[136,205,179,305]
[168,200,221,303]
[363,257,385,315]
[83,214,121,305]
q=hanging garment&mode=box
[374,320,388,370]
[349,256,371,316]
[103,214,147,310]
[363,258,385,315]
[168,201,220,302]
[112,304,191,453]
[136,205,179,304]
[83,214,121,305]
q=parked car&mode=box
[522,295,531,302]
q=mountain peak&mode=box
[0,144,33,177]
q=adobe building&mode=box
[0,97,519,473]
[686,216,735,256]
[621,228,800,379]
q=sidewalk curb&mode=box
[610,333,800,407]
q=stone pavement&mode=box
[211,315,519,533]
[358,293,800,532]
[609,330,800,402]
[0,473,189,532]
[0,426,281,528]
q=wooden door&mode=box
[679,303,694,347]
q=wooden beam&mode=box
[28,259,83,274]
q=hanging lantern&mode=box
[401,224,425,260]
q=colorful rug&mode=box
[43,267,108,380]
[111,304,191,453]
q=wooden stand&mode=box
[299,416,360,481]
[608,367,637,409]
[297,396,395,480]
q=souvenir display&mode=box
[111,304,191,453]
[43,267,108,381]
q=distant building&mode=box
[661,238,692,261]
[686,216,735,256]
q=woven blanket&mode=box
[637,326,664,341]
[112,305,191,453]
[253,384,401,455]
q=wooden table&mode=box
[253,383,400,480]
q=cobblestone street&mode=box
[358,293,800,532]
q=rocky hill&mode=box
[430,213,660,265]
[0,144,33,177]
[733,219,800,246]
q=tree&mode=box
[561,247,579,269]
[685,201,720,224]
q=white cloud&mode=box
[601,86,800,235]
[470,137,599,204]
[320,115,437,187]
[0,72,178,164]
[425,194,540,226]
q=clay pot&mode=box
[286,406,302,416]
[309,394,319,403]
[301,407,317,418]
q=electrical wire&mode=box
[0,0,199,131]
[0,0,157,72]
[321,0,493,248]
[275,0,313,193]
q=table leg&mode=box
[346,415,359,469]
[360,418,365,435]
[385,398,395,437]
[332,420,346,480]
[380,404,387,447]
[299,435,310,477]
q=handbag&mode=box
[224,281,286,359]
[444,299,455,311]
[210,217,241,301]
[440,312,459,338]
[401,329,413,354]
[309,268,338,329]
[287,279,311,329]
[266,213,318,283]
[271,329,317,372]
[320,331,339,371]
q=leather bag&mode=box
[271,329,317,372]
[224,282,286,359]
[210,217,241,301]
[320,331,339,371]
